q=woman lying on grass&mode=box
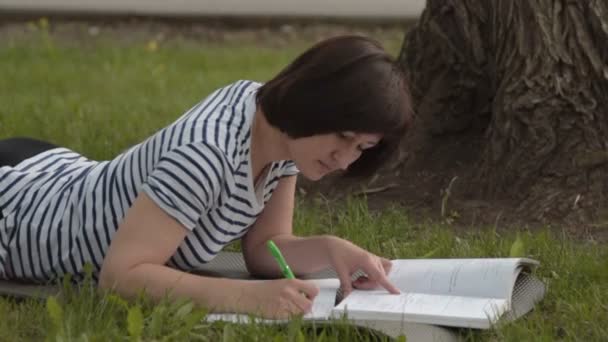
[0,35,413,318]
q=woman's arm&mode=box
[242,175,335,277]
[99,192,247,310]
[242,175,399,296]
[99,192,318,316]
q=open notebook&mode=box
[205,278,460,341]
[0,253,545,341]
[331,258,545,329]
[203,255,545,339]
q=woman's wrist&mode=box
[320,234,343,262]
[196,278,254,313]
[227,279,254,314]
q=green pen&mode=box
[266,240,296,279]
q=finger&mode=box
[335,265,354,297]
[352,275,380,290]
[289,286,315,314]
[379,258,400,293]
[380,258,393,275]
[353,266,394,290]
[295,279,320,299]
[270,294,298,319]
[375,274,400,294]
[276,287,310,317]
[363,259,400,294]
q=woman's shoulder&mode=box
[183,79,261,125]
[206,80,262,105]
[145,80,261,172]
[188,81,261,155]
[225,79,262,92]
[161,140,241,177]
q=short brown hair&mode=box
[257,35,413,178]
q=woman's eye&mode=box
[358,143,377,152]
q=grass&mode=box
[0,20,607,341]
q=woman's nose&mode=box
[331,148,360,170]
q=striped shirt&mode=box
[0,80,298,283]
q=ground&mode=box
[300,101,608,243]
[1,16,605,243]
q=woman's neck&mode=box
[250,108,290,179]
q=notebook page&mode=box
[387,258,526,300]
[333,290,508,329]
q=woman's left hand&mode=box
[324,236,400,297]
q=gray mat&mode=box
[0,252,337,299]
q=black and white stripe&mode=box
[0,80,299,282]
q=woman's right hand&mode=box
[240,278,320,319]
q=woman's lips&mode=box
[318,160,331,173]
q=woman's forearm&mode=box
[99,263,253,313]
[244,234,338,278]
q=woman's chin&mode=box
[301,170,325,182]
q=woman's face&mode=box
[286,131,382,181]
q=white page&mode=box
[333,290,508,329]
[387,258,527,300]
[205,278,340,323]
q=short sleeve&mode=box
[142,142,226,231]
[282,160,300,177]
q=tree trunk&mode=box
[398,0,608,222]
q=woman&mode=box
[0,35,413,318]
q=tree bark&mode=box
[398,0,608,222]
